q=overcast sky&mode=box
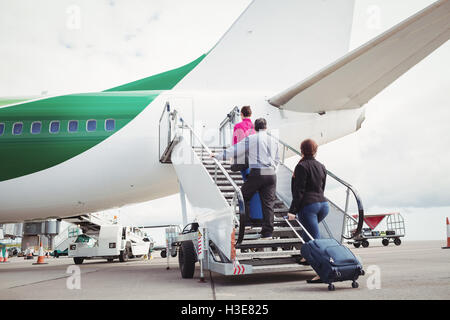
[1,0,449,243]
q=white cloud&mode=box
[0,0,250,96]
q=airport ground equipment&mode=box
[68,225,151,264]
[7,246,21,257]
[345,212,405,248]
[52,226,81,257]
[62,213,115,235]
[132,224,176,258]
[159,104,364,279]
[0,223,23,239]
[21,220,60,252]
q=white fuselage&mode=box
[0,90,364,223]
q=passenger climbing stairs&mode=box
[159,104,364,278]
[196,147,309,274]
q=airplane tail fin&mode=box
[174,0,355,94]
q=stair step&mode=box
[203,167,233,172]
[204,164,232,168]
[240,232,300,240]
[219,186,238,192]
[193,146,224,149]
[250,264,312,274]
[201,159,230,164]
[242,234,261,240]
[237,249,301,259]
[212,174,243,180]
[232,216,291,224]
[217,181,243,186]
[207,170,234,175]
[196,152,226,155]
[229,205,289,214]
[211,172,242,177]
[244,227,302,234]
[222,192,239,198]
[240,256,303,267]
[237,238,303,249]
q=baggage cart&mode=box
[345,212,405,248]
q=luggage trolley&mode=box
[345,212,405,248]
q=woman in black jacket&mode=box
[288,139,329,283]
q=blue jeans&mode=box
[297,202,329,242]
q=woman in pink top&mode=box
[233,106,255,145]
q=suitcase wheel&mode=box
[328,284,335,291]
[352,281,359,289]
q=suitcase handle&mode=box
[284,217,314,244]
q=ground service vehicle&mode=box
[69,225,151,264]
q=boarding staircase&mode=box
[159,104,364,276]
[52,225,81,255]
[194,147,310,273]
[62,213,115,235]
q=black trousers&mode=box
[240,169,277,237]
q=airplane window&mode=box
[0,123,4,136]
[13,122,23,135]
[87,120,97,132]
[31,122,42,134]
[68,120,78,132]
[50,121,60,134]
[105,119,115,131]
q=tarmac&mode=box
[0,240,448,300]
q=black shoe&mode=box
[261,233,272,239]
[298,260,310,266]
[306,278,323,284]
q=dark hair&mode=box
[254,118,267,131]
[240,106,252,118]
[300,139,318,158]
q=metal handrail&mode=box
[219,106,240,131]
[266,131,365,240]
[219,106,240,147]
[161,105,247,245]
[158,102,173,162]
[217,106,364,240]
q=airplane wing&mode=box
[268,0,450,113]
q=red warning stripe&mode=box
[233,264,246,275]
[198,233,203,255]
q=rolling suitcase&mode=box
[300,238,365,291]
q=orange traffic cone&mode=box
[32,243,48,265]
[0,249,3,263]
[443,217,450,249]
[3,248,8,263]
